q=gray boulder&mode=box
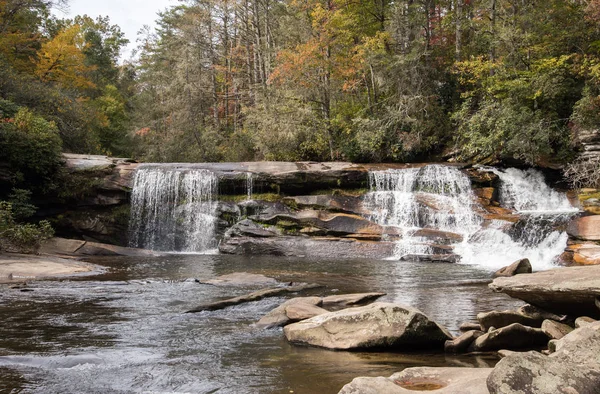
[471,323,550,352]
[256,297,323,328]
[493,258,532,278]
[284,302,452,350]
[487,322,600,394]
[576,316,597,328]
[338,367,492,394]
[321,292,386,309]
[477,309,543,331]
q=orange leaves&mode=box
[35,25,97,91]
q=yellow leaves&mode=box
[35,25,96,91]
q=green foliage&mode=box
[0,201,54,254]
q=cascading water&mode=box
[366,165,482,260]
[366,165,578,270]
[129,166,218,252]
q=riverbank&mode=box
[0,253,101,283]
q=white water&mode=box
[367,165,577,270]
[246,172,253,200]
[129,167,218,252]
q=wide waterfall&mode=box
[367,165,577,270]
[129,166,218,252]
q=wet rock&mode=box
[471,323,549,352]
[225,219,280,238]
[575,316,597,328]
[284,302,452,350]
[256,297,323,328]
[338,367,493,394]
[567,215,600,241]
[202,272,278,287]
[444,330,484,353]
[410,229,463,245]
[541,319,573,340]
[459,322,482,332]
[477,309,544,331]
[517,304,567,323]
[40,237,160,257]
[283,195,369,215]
[492,258,532,278]
[400,254,459,264]
[186,283,322,313]
[219,235,395,259]
[489,265,600,318]
[321,292,386,308]
[487,322,600,394]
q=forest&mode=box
[2,0,600,190]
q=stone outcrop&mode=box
[490,266,600,317]
[338,367,493,394]
[487,322,600,394]
[493,258,532,278]
[567,215,600,241]
[283,302,452,350]
[470,323,550,352]
[201,272,278,287]
[40,237,160,257]
[321,292,386,308]
[564,243,600,265]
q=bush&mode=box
[564,156,600,189]
[0,202,54,254]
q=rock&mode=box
[321,292,386,308]
[285,303,328,321]
[410,229,463,245]
[40,237,160,257]
[283,195,369,215]
[567,215,600,241]
[575,316,597,328]
[471,323,550,352]
[219,235,396,259]
[517,304,568,323]
[497,350,519,358]
[565,243,600,265]
[444,330,484,353]
[225,219,280,238]
[487,322,600,394]
[202,272,279,287]
[256,297,323,328]
[492,258,532,278]
[541,319,573,340]
[477,309,544,331]
[459,322,482,332]
[489,265,600,318]
[338,367,493,394]
[284,302,452,350]
[186,283,322,313]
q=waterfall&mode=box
[246,172,253,200]
[367,165,578,270]
[129,167,218,253]
[366,165,481,260]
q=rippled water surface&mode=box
[0,255,523,393]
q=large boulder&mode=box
[283,302,452,350]
[541,319,573,340]
[471,323,550,352]
[256,297,324,328]
[565,243,600,265]
[487,322,600,394]
[493,258,532,278]
[489,266,600,318]
[338,367,493,394]
[567,215,600,241]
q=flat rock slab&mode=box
[202,273,278,287]
[321,292,386,308]
[40,237,160,257]
[338,367,492,394]
[185,283,321,313]
[284,302,452,350]
[0,254,98,282]
[489,266,600,318]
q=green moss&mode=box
[579,191,600,201]
[218,193,282,203]
[308,188,369,197]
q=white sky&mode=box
[54,0,179,61]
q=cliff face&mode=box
[576,129,600,161]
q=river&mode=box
[0,254,522,394]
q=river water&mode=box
[0,255,523,394]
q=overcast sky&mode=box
[54,0,179,61]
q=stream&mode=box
[0,254,523,394]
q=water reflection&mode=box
[0,255,522,393]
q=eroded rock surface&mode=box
[284,302,452,350]
[338,367,493,394]
[493,258,532,278]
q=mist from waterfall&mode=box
[367,165,577,270]
[129,167,218,253]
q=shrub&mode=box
[0,202,54,254]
